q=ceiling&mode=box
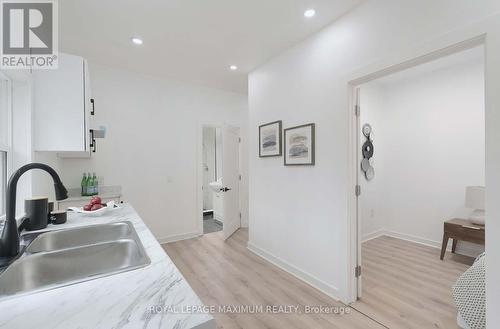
[59,0,363,94]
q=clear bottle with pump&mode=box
[86,172,93,196]
[81,173,87,196]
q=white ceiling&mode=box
[59,0,363,94]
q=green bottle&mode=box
[81,173,87,196]
[86,172,93,196]
[92,172,98,195]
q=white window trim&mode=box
[0,71,13,221]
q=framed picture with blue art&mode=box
[259,120,282,157]
[284,123,315,166]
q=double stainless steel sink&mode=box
[0,221,151,297]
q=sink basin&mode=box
[26,222,134,253]
[209,179,223,192]
[0,221,151,297]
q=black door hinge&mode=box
[355,265,362,277]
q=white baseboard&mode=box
[362,229,385,242]
[247,242,340,301]
[157,231,201,244]
[362,229,484,258]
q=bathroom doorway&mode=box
[202,126,223,234]
[199,124,241,239]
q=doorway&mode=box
[349,42,486,328]
[202,126,223,234]
[198,124,241,240]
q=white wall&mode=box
[248,0,500,316]
[358,82,385,239]
[53,62,248,242]
[11,80,33,215]
[360,56,485,258]
[215,128,222,180]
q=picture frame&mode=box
[259,120,282,157]
[284,123,315,166]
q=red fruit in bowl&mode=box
[83,204,92,211]
[90,204,104,211]
[90,196,102,205]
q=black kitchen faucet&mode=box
[0,163,68,258]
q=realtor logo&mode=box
[1,0,58,69]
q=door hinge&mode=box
[355,265,362,278]
[355,185,361,197]
[354,105,360,116]
[239,212,242,219]
[239,174,242,181]
[238,137,241,143]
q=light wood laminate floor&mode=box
[164,230,473,329]
[164,229,384,329]
[353,236,474,329]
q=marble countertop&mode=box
[0,204,215,329]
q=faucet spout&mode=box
[0,163,68,258]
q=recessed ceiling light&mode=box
[131,37,143,45]
[304,9,316,18]
[230,65,238,71]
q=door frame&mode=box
[346,35,486,303]
[196,122,242,236]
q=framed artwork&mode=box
[259,120,282,157]
[284,123,315,166]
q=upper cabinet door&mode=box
[33,53,89,152]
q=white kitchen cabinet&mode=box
[33,53,93,153]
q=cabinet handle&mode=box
[89,129,96,153]
[90,99,95,115]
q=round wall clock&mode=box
[362,124,372,138]
[365,166,375,181]
[361,158,370,172]
[362,140,374,159]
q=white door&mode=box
[222,125,240,240]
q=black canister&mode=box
[50,210,67,225]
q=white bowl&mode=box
[68,201,119,217]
